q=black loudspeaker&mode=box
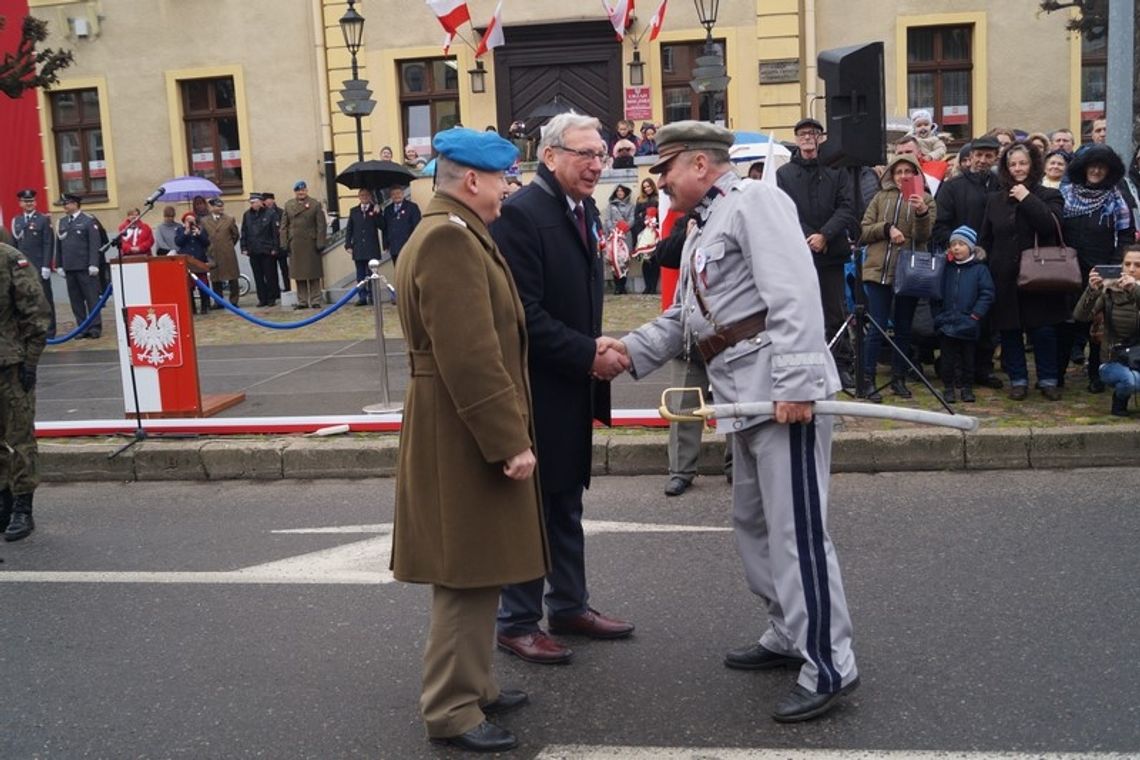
[817,42,886,168]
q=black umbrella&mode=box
[335,160,417,190]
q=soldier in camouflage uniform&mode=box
[0,241,52,541]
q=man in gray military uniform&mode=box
[11,189,56,338]
[54,192,104,339]
[611,121,859,723]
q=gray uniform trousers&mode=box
[64,270,103,334]
[732,413,857,694]
[668,355,732,480]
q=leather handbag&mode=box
[1017,215,1081,293]
[893,248,945,299]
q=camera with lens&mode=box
[1110,343,1140,370]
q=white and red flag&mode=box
[442,30,455,55]
[602,0,632,40]
[648,0,668,41]
[474,1,504,58]
[426,0,470,34]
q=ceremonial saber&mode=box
[658,388,979,432]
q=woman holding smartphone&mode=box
[1056,144,1136,391]
[858,154,936,401]
[1073,246,1140,416]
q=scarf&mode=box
[1062,182,1129,231]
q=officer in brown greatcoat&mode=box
[0,241,52,541]
[200,198,241,306]
[280,181,328,308]
[392,127,548,754]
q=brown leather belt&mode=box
[695,312,768,362]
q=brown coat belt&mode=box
[695,311,768,362]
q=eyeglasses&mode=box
[553,146,608,162]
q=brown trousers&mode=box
[293,278,322,307]
[420,584,501,738]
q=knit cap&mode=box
[911,109,933,126]
[949,225,977,251]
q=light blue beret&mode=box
[433,128,519,172]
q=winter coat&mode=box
[392,192,548,588]
[281,197,328,280]
[200,213,240,280]
[240,207,280,256]
[117,219,154,256]
[934,251,995,340]
[933,169,1000,248]
[776,153,857,267]
[174,225,210,264]
[858,155,936,286]
[490,162,610,492]
[1061,144,1135,276]
[979,152,1067,331]
[1073,284,1140,348]
[605,187,635,253]
[382,200,421,264]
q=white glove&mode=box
[41,267,51,280]
[87,265,99,277]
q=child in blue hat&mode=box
[934,225,994,402]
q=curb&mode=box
[39,424,1140,482]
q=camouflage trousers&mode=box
[0,364,38,495]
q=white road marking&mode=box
[535,748,1135,760]
[0,520,728,585]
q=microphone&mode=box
[143,186,166,206]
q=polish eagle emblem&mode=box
[127,305,182,368]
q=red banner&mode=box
[625,87,652,121]
[0,0,47,227]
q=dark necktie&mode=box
[574,204,588,248]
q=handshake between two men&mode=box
[589,335,815,425]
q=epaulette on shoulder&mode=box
[447,213,468,229]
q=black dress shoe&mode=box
[432,721,517,752]
[1088,378,1106,393]
[838,368,856,391]
[724,643,805,671]
[481,689,529,715]
[772,677,859,723]
[664,476,691,496]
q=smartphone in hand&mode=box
[899,174,924,201]
[1094,264,1123,280]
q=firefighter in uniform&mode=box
[614,121,860,723]
[54,192,104,339]
[0,240,52,541]
[10,189,56,339]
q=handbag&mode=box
[893,248,945,298]
[1017,214,1081,293]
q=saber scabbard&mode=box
[659,387,979,432]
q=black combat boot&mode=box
[862,376,882,403]
[889,374,912,398]
[1110,394,1130,417]
[4,492,34,542]
[0,488,12,532]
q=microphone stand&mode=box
[107,195,197,459]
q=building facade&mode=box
[6,0,1102,231]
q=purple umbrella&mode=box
[157,176,223,202]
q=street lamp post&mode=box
[338,0,375,163]
[690,0,729,124]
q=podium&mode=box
[110,255,245,418]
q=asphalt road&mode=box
[2,471,1138,759]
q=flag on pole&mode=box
[602,0,632,40]
[648,0,668,41]
[426,0,470,34]
[442,30,455,55]
[761,132,778,187]
[474,1,504,58]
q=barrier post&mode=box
[362,258,402,414]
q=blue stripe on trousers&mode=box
[790,421,841,694]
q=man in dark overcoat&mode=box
[382,185,421,269]
[392,128,548,754]
[344,188,385,305]
[490,113,633,666]
[240,193,281,307]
